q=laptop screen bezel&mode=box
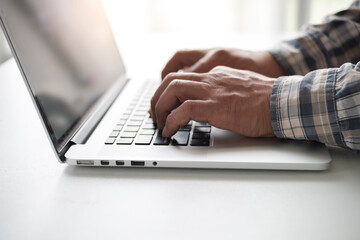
[0,6,127,161]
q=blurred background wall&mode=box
[0,0,353,64]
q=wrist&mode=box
[252,51,287,78]
[263,77,276,137]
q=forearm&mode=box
[270,61,360,150]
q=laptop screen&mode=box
[0,0,126,152]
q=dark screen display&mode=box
[1,0,126,150]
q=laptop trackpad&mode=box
[210,128,330,165]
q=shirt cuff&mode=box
[270,70,347,149]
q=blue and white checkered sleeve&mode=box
[270,62,360,150]
[269,1,360,76]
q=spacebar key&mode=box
[153,131,170,145]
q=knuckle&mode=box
[210,65,227,72]
[174,50,186,58]
[197,72,212,83]
[168,79,181,89]
[212,49,229,58]
[164,72,177,82]
[228,92,241,101]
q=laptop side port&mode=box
[116,160,124,166]
[77,160,94,166]
[131,161,145,166]
[100,160,110,166]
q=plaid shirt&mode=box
[269,0,360,150]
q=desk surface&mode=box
[0,34,360,240]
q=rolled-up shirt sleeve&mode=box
[269,1,360,150]
[269,0,360,76]
[270,62,360,150]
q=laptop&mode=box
[0,0,332,170]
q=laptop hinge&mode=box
[70,77,130,145]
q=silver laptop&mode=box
[0,0,332,170]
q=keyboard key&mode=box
[120,114,130,120]
[116,138,133,145]
[129,102,137,107]
[140,129,156,135]
[127,121,143,126]
[126,108,135,114]
[135,135,153,145]
[138,104,150,108]
[143,123,157,129]
[105,137,116,145]
[120,132,137,138]
[146,118,155,124]
[192,132,210,139]
[153,131,170,145]
[109,130,120,138]
[117,119,127,126]
[172,131,190,146]
[190,138,210,146]
[124,126,140,132]
[195,122,211,127]
[186,120,193,126]
[178,125,191,131]
[131,116,145,121]
[113,125,123,131]
[194,126,211,133]
[136,107,149,111]
[123,109,133,115]
[134,111,147,117]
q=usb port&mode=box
[131,161,145,166]
[77,160,94,166]
[116,160,124,166]
[101,160,110,166]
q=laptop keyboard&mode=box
[105,81,211,147]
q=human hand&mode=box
[151,66,276,138]
[161,48,286,79]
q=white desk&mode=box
[1,34,360,240]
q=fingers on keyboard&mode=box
[105,86,211,147]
